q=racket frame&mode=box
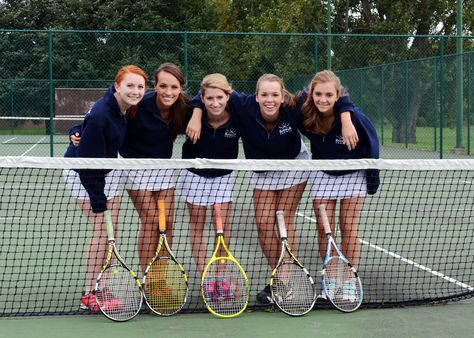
[319,204,363,313]
[142,200,188,316]
[94,210,143,322]
[270,210,316,316]
[201,203,249,318]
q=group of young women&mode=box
[64,63,380,311]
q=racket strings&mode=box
[202,259,248,317]
[272,262,315,315]
[324,257,362,312]
[97,264,142,321]
[144,258,187,315]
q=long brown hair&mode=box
[153,63,188,140]
[301,70,341,134]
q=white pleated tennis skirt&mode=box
[309,170,367,199]
[250,141,310,190]
[122,168,176,191]
[63,169,124,201]
[176,169,235,206]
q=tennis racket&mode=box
[143,200,188,316]
[94,210,143,322]
[201,203,249,318]
[270,210,316,316]
[318,204,363,312]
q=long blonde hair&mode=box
[301,70,341,134]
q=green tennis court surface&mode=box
[1,300,473,338]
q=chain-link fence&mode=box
[0,29,473,158]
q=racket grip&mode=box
[276,210,287,239]
[104,210,115,241]
[157,200,166,232]
[318,205,332,235]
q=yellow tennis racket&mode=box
[94,210,143,322]
[201,203,249,318]
[143,200,188,316]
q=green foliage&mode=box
[1,0,474,145]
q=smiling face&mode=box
[312,81,339,116]
[202,87,229,119]
[114,72,146,113]
[154,70,182,111]
[256,80,284,123]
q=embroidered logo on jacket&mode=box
[278,122,292,135]
[224,128,237,138]
[335,135,345,145]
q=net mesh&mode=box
[202,257,248,317]
[0,157,473,316]
[144,258,187,315]
[96,263,142,321]
[271,261,315,316]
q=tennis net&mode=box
[0,156,473,316]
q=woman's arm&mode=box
[335,95,359,150]
[340,112,358,151]
[186,107,203,144]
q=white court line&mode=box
[297,212,474,292]
[2,137,18,144]
[20,136,46,156]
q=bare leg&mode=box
[339,197,364,269]
[128,189,158,274]
[187,203,207,274]
[275,182,306,250]
[152,188,175,247]
[81,197,121,292]
[211,202,233,257]
[253,189,279,269]
[313,199,337,262]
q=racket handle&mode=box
[104,210,115,241]
[276,210,287,239]
[213,203,224,234]
[318,205,332,235]
[157,200,166,232]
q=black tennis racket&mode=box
[270,210,316,316]
[143,200,188,316]
[319,204,363,312]
[94,210,143,322]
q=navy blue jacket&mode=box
[182,112,240,177]
[119,91,175,159]
[192,91,357,160]
[64,124,81,158]
[192,91,303,160]
[72,85,127,212]
[300,104,380,194]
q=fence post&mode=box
[313,33,318,74]
[468,51,472,155]
[380,66,384,145]
[433,58,438,152]
[404,61,409,148]
[48,30,54,157]
[183,32,189,87]
[439,37,445,159]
